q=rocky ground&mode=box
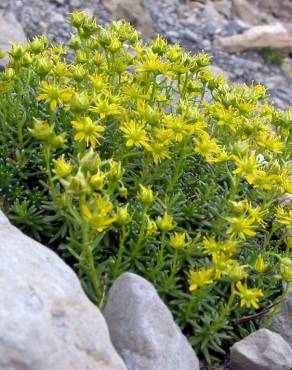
[1,0,292,109]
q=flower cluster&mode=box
[0,12,291,363]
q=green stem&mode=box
[112,225,127,279]
[80,198,100,301]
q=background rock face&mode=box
[0,11,26,67]
[104,272,200,370]
[102,0,153,37]
[0,210,127,370]
[230,328,292,370]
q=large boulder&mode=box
[230,328,292,370]
[271,290,292,347]
[217,23,292,53]
[0,11,27,67]
[0,210,127,370]
[104,272,200,370]
[101,0,153,38]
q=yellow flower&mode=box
[170,232,187,249]
[203,237,238,257]
[89,96,123,119]
[163,114,194,142]
[82,195,116,232]
[236,282,263,309]
[156,212,174,232]
[144,141,170,164]
[53,156,72,177]
[194,132,220,163]
[90,170,106,191]
[258,131,284,153]
[188,268,214,292]
[276,207,292,227]
[120,120,148,147]
[137,51,168,74]
[232,155,265,185]
[71,116,105,147]
[226,215,256,239]
[37,81,72,110]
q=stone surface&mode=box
[0,11,27,67]
[217,23,292,53]
[232,0,257,25]
[0,210,127,370]
[271,290,292,347]
[230,328,292,370]
[104,272,200,370]
[101,0,153,37]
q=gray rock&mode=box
[0,11,27,67]
[271,290,292,347]
[183,29,200,43]
[101,0,153,38]
[104,272,200,370]
[230,328,292,370]
[0,210,127,370]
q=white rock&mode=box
[0,210,127,370]
[101,0,153,38]
[217,23,292,53]
[104,272,200,370]
[230,328,292,370]
[0,11,27,67]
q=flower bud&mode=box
[34,57,53,77]
[30,119,54,141]
[29,36,46,54]
[64,170,90,194]
[53,156,72,178]
[90,171,106,191]
[146,216,157,235]
[70,92,90,113]
[2,68,15,80]
[69,35,82,50]
[170,232,187,249]
[108,39,122,53]
[0,48,5,59]
[75,51,87,64]
[151,36,167,55]
[157,213,174,232]
[21,52,33,67]
[253,255,267,273]
[72,64,86,81]
[79,148,101,172]
[9,43,25,59]
[108,161,123,181]
[138,184,154,207]
[117,205,131,224]
[70,11,86,28]
[118,184,128,198]
[50,133,67,149]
